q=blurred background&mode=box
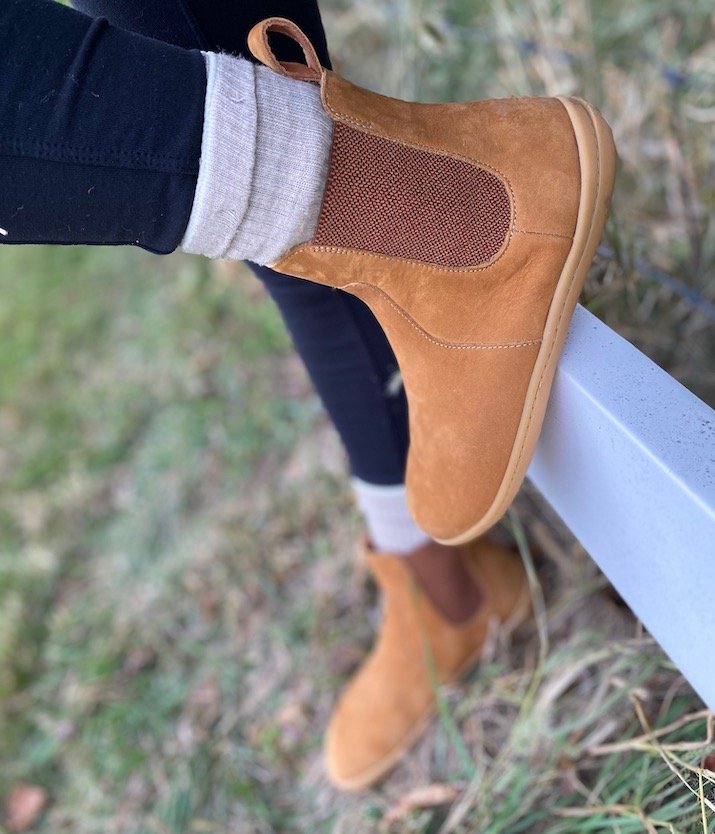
[1,1,714,832]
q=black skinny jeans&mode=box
[0,0,409,485]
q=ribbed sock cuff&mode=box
[182,52,257,259]
[181,52,332,265]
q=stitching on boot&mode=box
[341,282,542,350]
[512,228,573,241]
[302,239,514,273]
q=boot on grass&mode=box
[325,536,531,790]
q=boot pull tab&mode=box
[247,17,323,82]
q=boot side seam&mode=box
[340,282,542,351]
[513,228,573,241]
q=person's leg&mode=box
[0,0,206,252]
[0,0,325,261]
[63,0,510,791]
[71,0,428,554]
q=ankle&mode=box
[404,540,484,624]
[181,51,331,265]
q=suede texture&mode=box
[324,537,530,790]
[317,73,580,237]
[272,71,586,541]
[248,18,612,541]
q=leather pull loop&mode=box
[247,17,323,83]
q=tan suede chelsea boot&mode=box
[324,537,531,791]
[248,18,617,544]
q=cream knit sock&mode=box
[181,51,332,265]
[352,479,430,555]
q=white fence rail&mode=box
[528,305,715,711]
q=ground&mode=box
[1,0,714,832]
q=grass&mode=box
[1,0,714,832]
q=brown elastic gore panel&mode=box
[313,123,511,268]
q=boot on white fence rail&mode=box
[529,304,715,710]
